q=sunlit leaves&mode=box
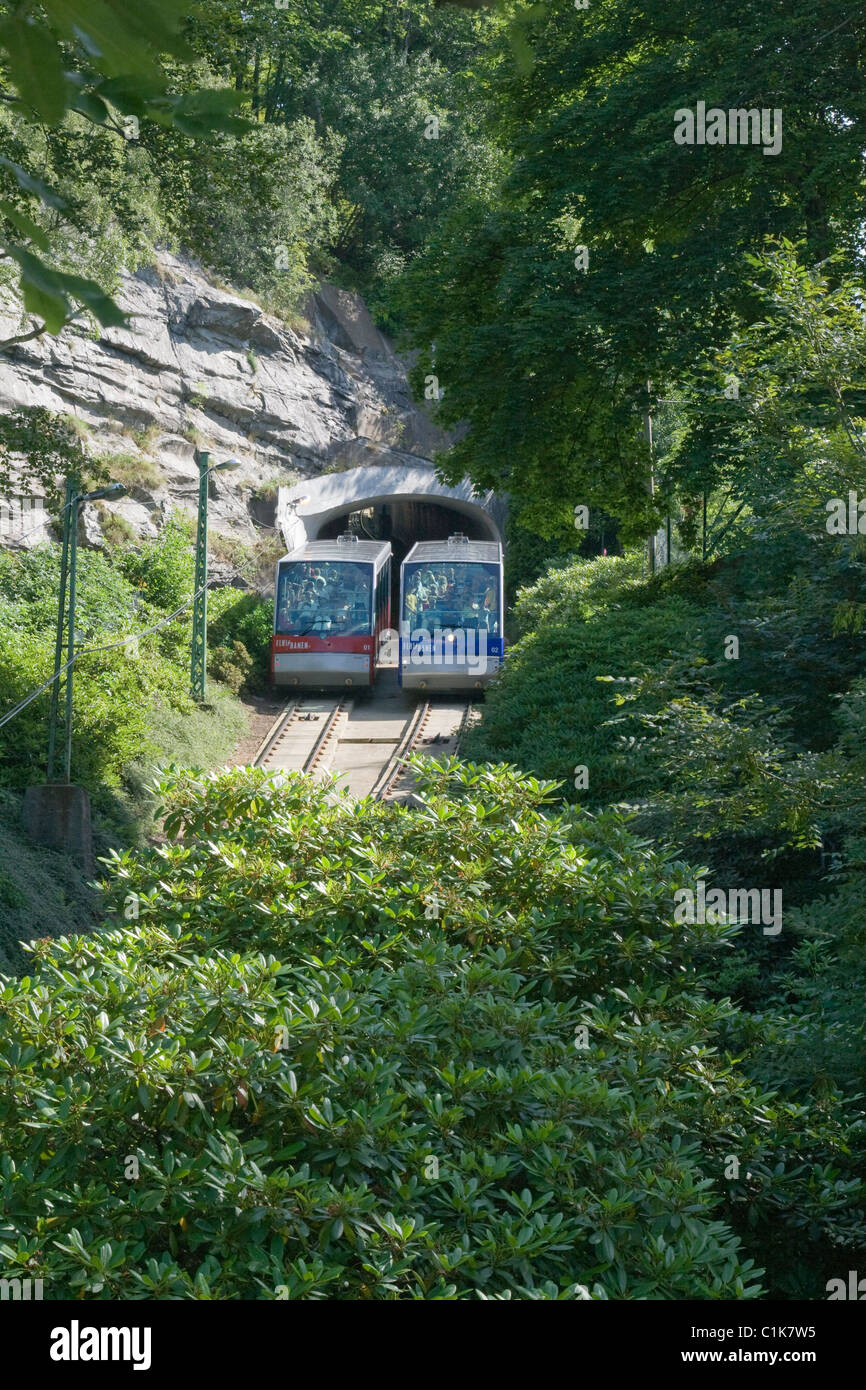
[39,0,190,78]
[0,0,245,338]
[0,156,65,209]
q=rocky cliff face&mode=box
[0,253,448,560]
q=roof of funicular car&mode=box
[278,539,391,567]
[402,539,502,567]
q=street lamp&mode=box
[47,480,127,783]
[190,450,241,702]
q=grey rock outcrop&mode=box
[0,252,450,552]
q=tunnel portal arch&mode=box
[276,463,505,555]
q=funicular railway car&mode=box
[399,535,504,691]
[271,535,391,689]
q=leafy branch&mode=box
[0,0,247,341]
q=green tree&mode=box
[0,407,97,509]
[398,0,866,533]
[149,117,342,311]
[179,0,505,301]
[0,0,244,342]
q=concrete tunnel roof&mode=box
[276,463,505,550]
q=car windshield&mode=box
[402,561,500,633]
[276,560,373,636]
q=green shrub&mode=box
[130,425,161,453]
[209,641,253,695]
[504,502,622,605]
[0,545,137,637]
[0,546,244,808]
[727,680,866,1099]
[96,506,137,548]
[0,627,175,799]
[466,553,708,801]
[0,760,752,1299]
[466,539,866,1296]
[208,590,274,689]
[0,759,861,1299]
[0,626,64,786]
[117,517,195,611]
[470,539,866,859]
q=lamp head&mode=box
[81,482,127,503]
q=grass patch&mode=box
[96,506,137,547]
[255,469,297,502]
[129,424,161,453]
[99,451,162,492]
[209,530,283,587]
[208,530,253,569]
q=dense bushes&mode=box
[0,762,755,1298]
[117,518,196,613]
[467,530,866,931]
[115,519,275,692]
[465,531,866,1296]
[0,528,252,955]
[0,760,862,1299]
[207,589,275,692]
[208,641,254,695]
[0,524,277,805]
[0,589,189,800]
[729,679,866,1100]
[466,552,708,801]
[0,535,248,814]
[469,530,866,865]
[0,544,135,636]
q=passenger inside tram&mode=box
[277,561,372,635]
[403,563,499,632]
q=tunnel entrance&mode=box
[318,499,491,621]
[276,463,506,632]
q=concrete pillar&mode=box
[22,784,93,876]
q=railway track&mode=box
[371,697,473,802]
[252,674,473,800]
[252,695,349,777]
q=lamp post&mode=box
[190,450,241,702]
[46,480,127,783]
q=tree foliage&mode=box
[397,1,866,533]
[0,0,245,340]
